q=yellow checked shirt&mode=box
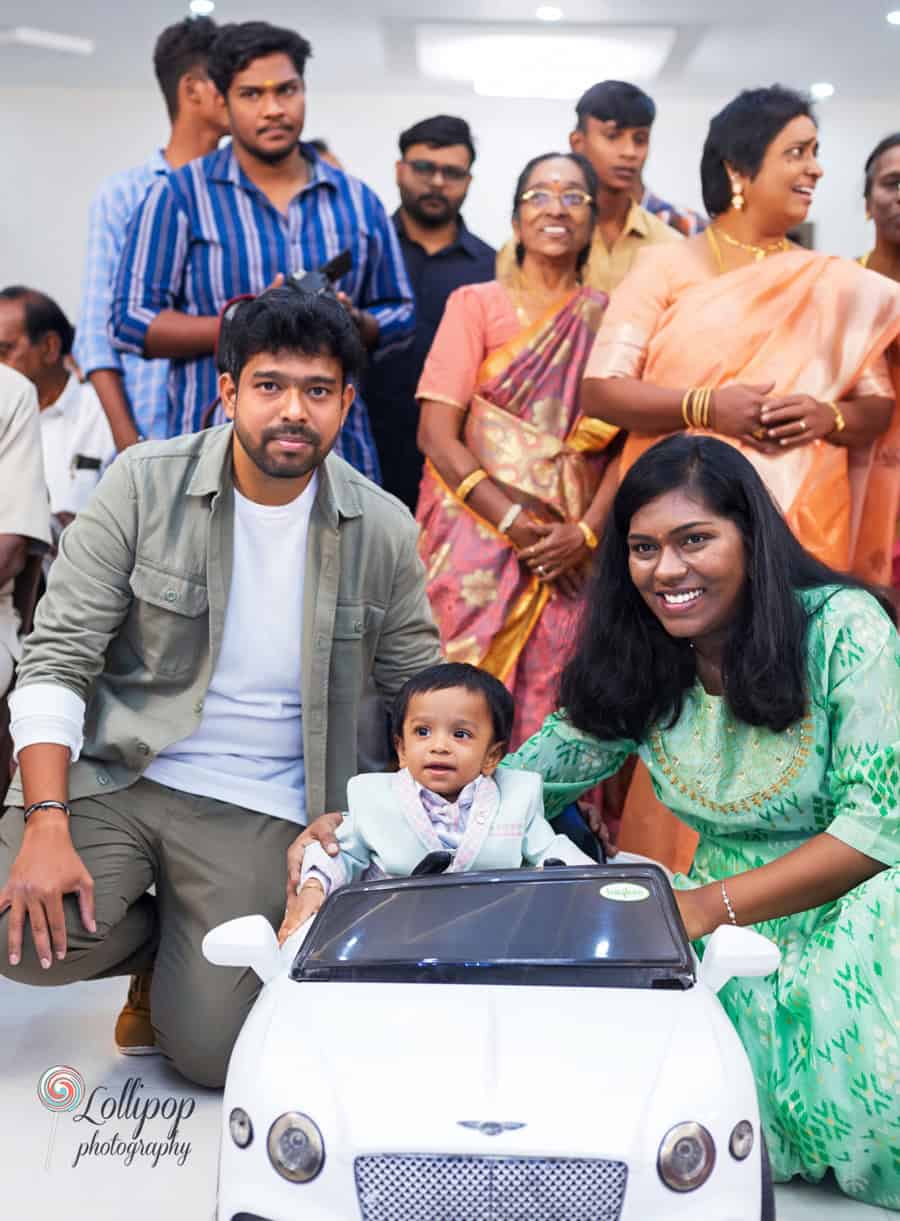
[496,201,680,295]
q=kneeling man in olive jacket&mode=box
[0,285,440,1086]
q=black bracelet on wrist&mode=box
[23,800,72,823]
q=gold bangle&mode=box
[681,390,693,430]
[694,387,711,429]
[576,519,599,550]
[826,400,846,433]
[455,468,489,502]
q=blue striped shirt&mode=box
[74,149,171,440]
[111,143,414,479]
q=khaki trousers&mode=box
[0,778,299,1087]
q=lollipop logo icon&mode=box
[38,1066,85,1114]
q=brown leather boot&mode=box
[114,972,158,1056]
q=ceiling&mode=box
[0,0,896,99]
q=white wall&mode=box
[0,85,895,321]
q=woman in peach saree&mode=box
[415,152,618,751]
[581,87,900,870]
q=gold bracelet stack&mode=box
[455,468,489,502]
[681,387,715,430]
[825,401,846,433]
[576,519,599,550]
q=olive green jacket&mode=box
[9,426,441,819]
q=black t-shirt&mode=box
[364,212,495,511]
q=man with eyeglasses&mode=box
[364,115,495,511]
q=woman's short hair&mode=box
[863,132,900,200]
[700,85,815,217]
[511,152,598,272]
[559,435,879,742]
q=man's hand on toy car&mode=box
[278,878,326,946]
[285,812,344,896]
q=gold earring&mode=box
[730,181,745,211]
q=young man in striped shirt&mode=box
[111,20,414,482]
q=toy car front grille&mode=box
[354,1153,628,1220]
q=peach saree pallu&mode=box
[589,246,900,583]
[416,285,612,748]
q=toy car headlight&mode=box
[229,1107,253,1149]
[267,1112,325,1183]
[658,1121,716,1191]
[729,1119,754,1160]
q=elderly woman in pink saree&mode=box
[415,152,617,749]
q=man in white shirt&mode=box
[0,285,441,1086]
[0,366,52,696]
[0,287,115,541]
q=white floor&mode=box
[0,976,893,1220]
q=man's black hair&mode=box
[208,21,312,97]
[700,85,815,217]
[391,663,514,745]
[153,16,219,122]
[575,81,656,131]
[217,283,366,386]
[864,132,900,199]
[398,115,476,165]
[0,285,74,357]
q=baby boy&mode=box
[278,662,592,941]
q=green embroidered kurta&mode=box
[506,587,899,1208]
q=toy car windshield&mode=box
[291,865,694,989]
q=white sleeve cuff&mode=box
[301,843,347,896]
[9,682,86,762]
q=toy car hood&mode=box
[250,977,744,1157]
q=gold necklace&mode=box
[706,225,790,273]
[859,250,872,268]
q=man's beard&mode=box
[401,188,459,229]
[235,417,328,480]
[240,128,300,166]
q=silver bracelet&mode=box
[23,799,71,823]
[720,880,738,926]
[497,503,523,536]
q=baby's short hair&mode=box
[391,663,514,744]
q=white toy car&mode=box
[203,864,779,1221]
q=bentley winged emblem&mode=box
[458,1120,527,1137]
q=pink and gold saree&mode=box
[416,281,611,748]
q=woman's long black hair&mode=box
[560,435,884,741]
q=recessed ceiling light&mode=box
[536,5,564,20]
[0,25,95,54]
[417,24,674,98]
[886,10,900,23]
[189,0,216,15]
[810,81,834,100]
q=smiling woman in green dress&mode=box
[506,434,899,1208]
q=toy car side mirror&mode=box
[697,924,781,994]
[202,914,282,984]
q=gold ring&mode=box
[799,420,807,432]
[538,565,547,576]
[752,428,766,441]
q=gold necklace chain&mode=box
[706,225,790,273]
